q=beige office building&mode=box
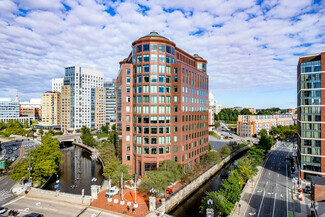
[41,91,61,126]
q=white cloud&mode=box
[0,0,324,107]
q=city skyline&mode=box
[1,0,325,108]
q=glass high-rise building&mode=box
[298,50,325,179]
[116,31,209,176]
[104,80,116,125]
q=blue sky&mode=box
[0,0,325,108]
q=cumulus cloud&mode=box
[0,0,324,108]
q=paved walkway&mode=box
[91,189,150,217]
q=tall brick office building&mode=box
[116,31,209,176]
[298,50,325,179]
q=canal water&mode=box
[169,152,246,217]
[44,144,103,195]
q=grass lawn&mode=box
[209,131,221,139]
[94,133,109,138]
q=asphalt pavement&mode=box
[244,142,292,217]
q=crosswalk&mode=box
[0,190,14,202]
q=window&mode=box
[159,65,165,73]
[126,115,130,122]
[136,44,142,53]
[137,75,142,83]
[174,126,177,132]
[159,44,165,52]
[143,147,149,154]
[148,95,157,103]
[166,86,171,93]
[126,155,130,161]
[143,64,149,72]
[174,68,178,73]
[166,56,171,63]
[143,75,149,82]
[166,76,171,83]
[151,127,157,134]
[137,65,142,73]
[126,69,130,74]
[166,96,171,103]
[143,54,149,62]
[151,105,157,113]
[137,146,141,154]
[151,147,157,154]
[159,85,165,93]
[174,116,178,122]
[159,147,164,154]
[126,76,130,83]
[151,137,157,144]
[136,106,141,113]
[151,116,157,124]
[159,116,165,124]
[166,146,171,153]
[126,106,130,112]
[143,85,149,93]
[151,85,157,93]
[159,106,165,113]
[137,55,142,63]
[174,136,178,142]
[137,116,142,123]
[137,85,142,93]
[159,126,165,134]
[159,55,165,63]
[174,146,178,152]
[174,76,178,82]
[166,66,171,73]
[143,44,149,52]
[159,136,165,144]
[126,125,130,131]
[174,106,178,112]
[126,145,131,151]
[159,95,165,103]
[151,64,157,72]
[126,96,130,102]
[151,54,157,62]
[151,44,157,52]
[143,116,149,123]
[151,75,157,82]
[166,116,171,123]
[126,135,130,141]
[143,95,149,103]
[174,96,178,102]
[143,105,149,113]
[166,46,171,53]
[159,75,165,83]
[166,106,171,113]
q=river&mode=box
[43,144,103,195]
[169,151,246,217]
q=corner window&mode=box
[151,44,157,52]
[159,44,165,52]
[126,69,130,74]
[143,44,149,52]
[137,45,142,53]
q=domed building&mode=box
[115,31,209,176]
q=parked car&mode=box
[304,186,311,194]
[105,186,119,197]
[0,207,8,214]
[23,213,44,217]
[12,146,17,151]
[7,149,13,154]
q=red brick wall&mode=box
[313,185,325,202]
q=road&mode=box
[244,142,292,217]
[2,196,126,217]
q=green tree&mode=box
[258,133,273,152]
[220,145,231,157]
[23,120,29,128]
[140,170,175,195]
[258,129,268,137]
[205,151,221,164]
[214,121,220,129]
[39,129,44,137]
[240,109,252,115]
[111,123,116,131]
[200,191,234,216]
[219,171,242,204]
[10,136,63,186]
[101,124,109,134]
[158,160,183,182]
[0,120,5,130]
[81,125,91,135]
[111,164,132,186]
[236,159,255,182]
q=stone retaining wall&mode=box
[28,187,92,205]
[157,144,252,213]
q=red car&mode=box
[166,188,173,194]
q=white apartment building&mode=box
[62,66,104,131]
[52,78,64,92]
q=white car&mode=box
[0,206,8,214]
[105,186,119,197]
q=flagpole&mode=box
[121,173,124,201]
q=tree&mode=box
[247,146,265,168]
[258,133,273,152]
[219,171,242,204]
[214,121,220,129]
[10,136,63,186]
[140,170,175,195]
[81,125,91,135]
[23,120,29,128]
[101,124,109,134]
[236,159,255,182]
[220,146,231,157]
[200,191,234,216]
[0,120,5,130]
[80,126,96,147]
[240,109,252,115]
[228,141,239,151]
[111,164,132,186]
[158,160,183,182]
[111,123,116,131]
[39,129,44,137]
[258,129,268,137]
[205,151,221,164]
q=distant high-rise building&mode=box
[61,66,105,133]
[104,80,116,125]
[298,50,325,179]
[0,98,33,124]
[52,78,64,92]
[116,31,209,176]
[41,91,61,126]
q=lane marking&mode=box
[2,195,25,207]
[272,193,277,217]
[257,190,266,217]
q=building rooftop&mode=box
[311,176,325,186]
[140,31,169,40]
